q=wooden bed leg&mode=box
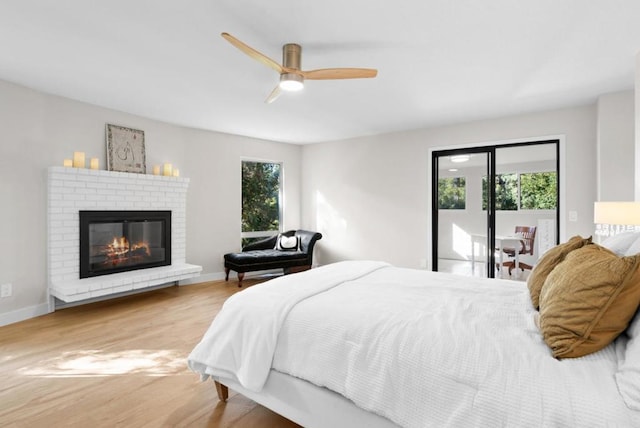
[214,381,229,402]
[237,272,244,287]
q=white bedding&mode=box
[188,261,640,427]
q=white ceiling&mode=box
[1,1,638,144]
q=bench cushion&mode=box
[224,249,309,272]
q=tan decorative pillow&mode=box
[526,235,592,309]
[539,244,640,358]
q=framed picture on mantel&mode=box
[106,124,146,173]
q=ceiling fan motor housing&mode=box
[283,43,302,70]
[280,43,304,90]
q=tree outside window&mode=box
[520,172,557,209]
[438,177,466,209]
[241,161,281,246]
[482,171,556,210]
[482,174,518,210]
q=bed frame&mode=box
[213,370,398,428]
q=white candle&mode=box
[73,152,85,168]
[90,158,99,170]
[163,163,172,176]
[153,165,161,175]
[63,159,73,167]
[172,169,180,177]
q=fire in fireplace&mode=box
[79,211,171,278]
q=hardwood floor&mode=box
[0,278,301,428]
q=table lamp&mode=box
[594,201,640,239]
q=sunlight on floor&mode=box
[452,223,471,259]
[19,349,184,378]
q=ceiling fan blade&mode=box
[265,85,282,104]
[221,32,284,74]
[300,68,378,80]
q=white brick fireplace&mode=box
[47,166,201,307]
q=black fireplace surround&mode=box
[79,211,171,279]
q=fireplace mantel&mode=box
[47,167,202,307]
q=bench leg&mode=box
[237,272,244,287]
[224,267,230,281]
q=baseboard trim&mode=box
[0,303,50,327]
[179,271,226,285]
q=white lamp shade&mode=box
[594,202,640,225]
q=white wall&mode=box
[597,90,635,201]
[637,53,640,201]
[0,79,301,324]
[301,105,597,269]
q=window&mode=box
[482,174,518,210]
[241,161,282,246]
[438,177,466,209]
[520,172,557,209]
[482,171,557,210]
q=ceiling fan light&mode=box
[450,155,471,163]
[279,73,304,91]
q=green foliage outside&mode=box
[482,171,556,210]
[520,172,557,209]
[438,177,466,209]
[242,161,281,233]
[482,173,518,210]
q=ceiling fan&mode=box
[221,32,378,103]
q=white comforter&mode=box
[188,261,639,427]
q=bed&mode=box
[188,258,640,427]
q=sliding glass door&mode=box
[493,143,559,278]
[432,147,495,278]
[432,140,559,279]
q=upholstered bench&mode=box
[224,230,322,287]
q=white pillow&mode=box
[625,235,640,256]
[616,310,640,410]
[611,237,640,410]
[601,232,640,256]
[276,234,299,251]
